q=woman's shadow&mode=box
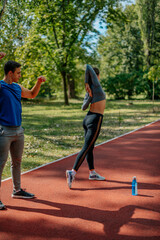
[7,199,159,240]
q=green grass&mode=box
[2,98,160,180]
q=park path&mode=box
[0,120,160,240]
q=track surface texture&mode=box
[0,120,160,240]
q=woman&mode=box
[66,64,106,189]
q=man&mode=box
[0,52,46,210]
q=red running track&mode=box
[0,120,160,240]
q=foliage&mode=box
[0,0,33,79]
[98,2,160,100]
[136,0,160,68]
[136,0,160,100]
[98,4,144,81]
[101,71,146,99]
[144,62,160,100]
[0,0,7,21]
[13,0,119,104]
[1,0,159,100]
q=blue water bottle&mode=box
[132,176,138,196]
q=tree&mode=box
[0,0,32,79]
[136,0,160,68]
[98,4,144,79]
[146,62,160,101]
[20,0,118,105]
[136,0,160,100]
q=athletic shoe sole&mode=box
[0,203,6,210]
[89,176,105,181]
[12,195,35,199]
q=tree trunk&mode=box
[152,79,155,102]
[61,71,69,105]
[67,74,76,99]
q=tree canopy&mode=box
[0,0,160,101]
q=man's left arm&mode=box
[20,76,46,99]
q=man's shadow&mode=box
[7,199,160,240]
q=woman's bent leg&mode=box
[73,113,103,171]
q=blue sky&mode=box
[93,0,136,36]
[84,0,136,52]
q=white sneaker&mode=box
[89,171,105,181]
[66,170,75,189]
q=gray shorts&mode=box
[0,125,24,191]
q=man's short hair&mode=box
[4,60,21,75]
[93,67,100,76]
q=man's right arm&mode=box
[20,76,46,99]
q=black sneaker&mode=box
[0,201,6,210]
[12,188,35,199]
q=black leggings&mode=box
[73,111,103,171]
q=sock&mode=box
[90,169,96,175]
[15,189,20,193]
[72,169,77,176]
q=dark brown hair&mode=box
[93,67,100,76]
[4,60,21,75]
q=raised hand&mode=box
[85,83,92,97]
[37,76,46,83]
[0,52,6,60]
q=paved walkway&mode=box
[0,120,160,240]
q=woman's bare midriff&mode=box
[89,99,106,115]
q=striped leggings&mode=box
[73,111,103,171]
